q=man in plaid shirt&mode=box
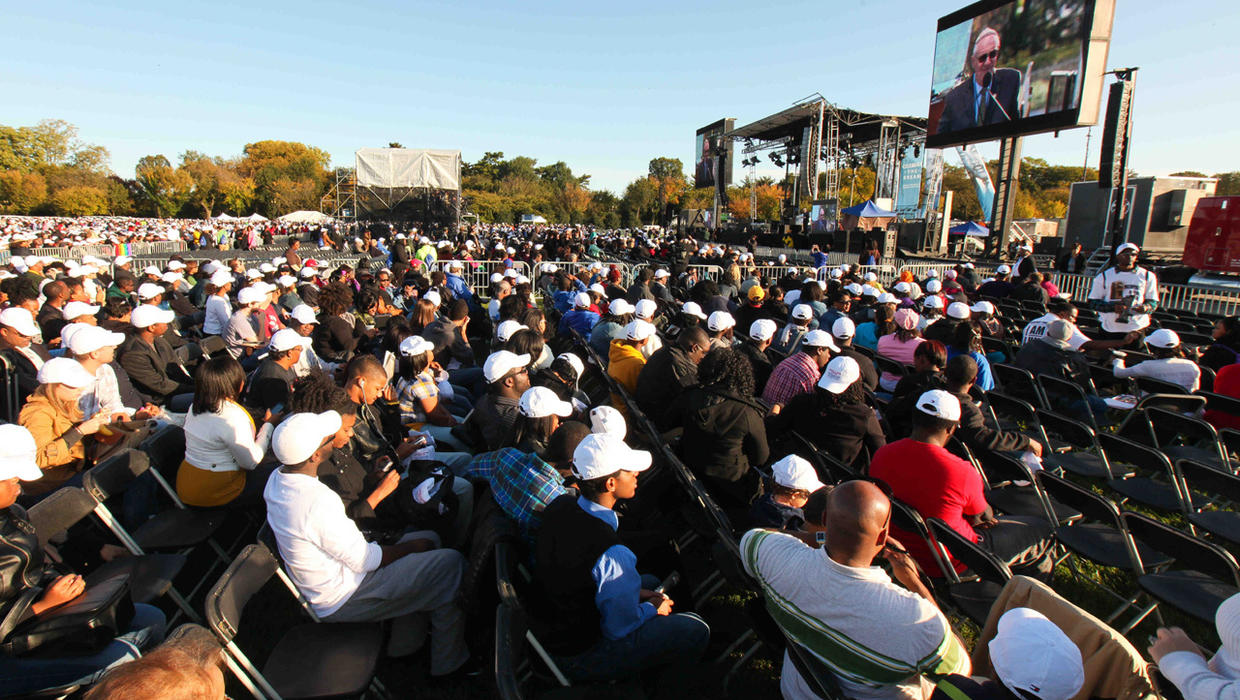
[761,330,837,409]
[461,422,591,539]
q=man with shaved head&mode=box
[634,325,709,429]
[742,480,970,700]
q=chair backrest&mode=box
[925,518,1013,586]
[712,535,759,592]
[887,497,955,581]
[789,431,851,483]
[25,486,98,549]
[993,363,1044,407]
[80,449,150,502]
[1122,512,1240,587]
[495,604,529,700]
[976,449,1055,523]
[1147,406,1222,452]
[1136,376,1192,397]
[1175,459,1240,512]
[205,544,278,642]
[1038,374,1089,406]
[1098,432,1178,487]
[874,355,908,378]
[140,424,187,480]
[1035,472,1123,529]
[1199,390,1240,419]
[985,391,1038,426]
[1132,393,1206,415]
[1035,408,1098,451]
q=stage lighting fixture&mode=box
[913,144,921,158]
[897,146,907,160]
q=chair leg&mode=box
[721,639,764,697]
[712,629,755,666]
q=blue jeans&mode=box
[0,603,166,695]
[552,577,710,683]
[447,367,486,399]
[424,425,474,455]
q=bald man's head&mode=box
[825,480,892,565]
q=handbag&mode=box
[1,572,134,657]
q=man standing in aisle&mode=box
[1087,242,1158,344]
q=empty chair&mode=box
[205,544,385,699]
[1122,512,1240,625]
[1147,406,1231,473]
[983,391,1043,445]
[1175,459,1240,547]
[1035,408,1128,480]
[992,363,1045,409]
[1097,432,1187,514]
[974,448,1081,525]
[1037,375,1099,429]
[925,518,1012,626]
[1136,375,1194,397]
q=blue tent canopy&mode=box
[840,200,897,218]
[948,221,990,237]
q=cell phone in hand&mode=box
[271,403,285,415]
[377,456,395,473]
[409,435,429,450]
[654,571,679,595]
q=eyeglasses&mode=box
[974,50,999,63]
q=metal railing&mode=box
[0,240,188,265]
[1045,272,1240,317]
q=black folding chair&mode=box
[1035,408,1126,480]
[1175,459,1240,547]
[1098,432,1188,514]
[1122,512,1240,626]
[983,392,1043,446]
[874,355,909,383]
[1038,374,1099,429]
[974,448,1080,525]
[1146,406,1231,474]
[925,518,1012,625]
[1136,376,1194,397]
[1199,391,1240,423]
[494,541,572,689]
[992,363,1046,409]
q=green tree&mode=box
[237,140,330,216]
[0,170,47,213]
[1214,172,1240,196]
[51,185,108,215]
[648,157,687,226]
[621,178,658,226]
[135,154,193,217]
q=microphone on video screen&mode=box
[982,73,1013,122]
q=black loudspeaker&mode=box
[1098,80,1133,190]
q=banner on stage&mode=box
[895,151,924,216]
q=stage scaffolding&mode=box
[728,97,928,216]
[323,148,463,231]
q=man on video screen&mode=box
[936,27,1021,135]
[696,136,715,188]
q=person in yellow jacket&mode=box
[608,320,655,415]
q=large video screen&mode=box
[926,0,1114,148]
[809,199,838,233]
[695,119,735,190]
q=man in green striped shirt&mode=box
[741,480,970,699]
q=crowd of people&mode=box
[1,219,1240,700]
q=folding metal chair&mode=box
[205,544,387,700]
[1035,408,1126,480]
[925,518,1012,626]
[1174,459,1240,547]
[992,363,1046,409]
[1147,406,1231,474]
[1097,432,1188,514]
[494,541,572,689]
[1122,512,1240,626]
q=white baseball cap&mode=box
[140,265,159,276]
[519,386,572,418]
[237,286,267,305]
[573,292,592,308]
[707,311,736,332]
[861,286,878,298]
[137,283,164,300]
[925,279,942,293]
[130,305,175,329]
[277,275,297,287]
[970,301,996,315]
[272,411,342,465]
[423,289,442,307]
[37,357,96,388]
[925,269,939,278]
[818,356,861,394]
[945,269,958,279]
[496,320,528,342]
[289,304,318,325]
[556,352,584,380]
[681,301,708,320]
[245,269,263,280]
[800,329,838,351]
[589,283,606,296]
[894,282,911,294]
[924,296,945,310]
[65,326,125,355]
[61,301,100,322]
[209,270,233,286]
[1147,328,1180,348]
[114,255,132,265]
[625,319,656,341]
[877,293,898,305]
[996,264,1012,275]
[916,389,961,422]
[572,433,652,481]
[166,260,186,270]
[749,319,777,342]
[864,272,877,282]
[845,283,864,295]
[268,328,311,352]
[398,335,434,357]
[484,350,531,383]
[653,268,670,279]
[785,289,802,307]
[989,608,1084,700]
[299,268,317,279]
[590,405,627,437]
[1117,242,1140,255]
[607,299,635,316]
[771,454,826,493]
[162,272,183,285]
[0,307,39,337]
[791,304,814,321]
[0,425,42,481]
[832,317,856,339]
[634,299,657,320]
[946,302,972,320]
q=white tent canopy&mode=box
[246,213,268,221]
[213,213,237,221]
[277,210,334,224]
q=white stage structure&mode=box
[329,148,463,227]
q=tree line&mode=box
[1,119,1236,226]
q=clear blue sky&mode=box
[3,0,1237,195]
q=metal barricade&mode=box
[898,263,959,281]
[0,355,17,424]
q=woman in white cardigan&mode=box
[202,269,234,337]
[176,356,279,507]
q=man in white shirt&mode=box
[1088,242,1159,341]
[1021,297,1140,351]
[264,411,471,676]
[1149,592,1240,700]
[741,481,969,700]
[1113,329,1202,393]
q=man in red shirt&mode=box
[870,390,1053,579]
